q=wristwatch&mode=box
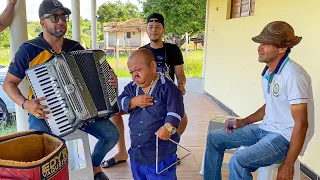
[164,123,177,135]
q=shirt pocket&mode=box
[146,96,166,122]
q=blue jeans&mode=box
[204,124,290,180]
[130,153,177,180]
[28,114,119,167]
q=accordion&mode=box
[25,50,120,137]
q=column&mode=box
[9,0,28,131]
[91,0,97,49]
[71,0,81,43]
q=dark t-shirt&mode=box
[140,43,184,81]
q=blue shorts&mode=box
[130,154,177,180]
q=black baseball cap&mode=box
[146,13,165,26]
[38,0,71,19]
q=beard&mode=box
[148,34,162,43]
[45,25,67,38]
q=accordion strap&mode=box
[25,37,57,55]
[24,37,82,55]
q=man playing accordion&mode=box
[3,0,118,179]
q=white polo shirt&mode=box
[259,56,314,155]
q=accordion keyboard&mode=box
[27,65,73,135]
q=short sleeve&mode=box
[8,45,29,79]
[169,44,184,66]
[118,82,135,113]
[286,72,310,105]
[164,81,184,127]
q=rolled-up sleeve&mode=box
[165,82,184,127]
[118,83,135,113]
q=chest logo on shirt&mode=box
[273,83,280,97]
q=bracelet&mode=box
[21,99,27,109]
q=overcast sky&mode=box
[0,0,141,21]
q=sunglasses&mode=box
[42,14,69,23]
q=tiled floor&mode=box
[78,78,309,180]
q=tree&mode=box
[97,0,141,23]
[139,0,206,47]
[0,29,10,48]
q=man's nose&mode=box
[57,17,65,24]
[132,71,137,78]
[151,27,157,32]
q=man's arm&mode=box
[118,84,152,113]
[276,72,310,179]
[284,104,308,164]
[3,73,25,107]
[164,82,184,128]
[0,0,17,32]
[243,104,266,125]
[3,73,48,119]
[171,44,187,94]
[228,104,265,131]
[174,65,186,94]
[277,103,308,180]
[157,81,184,140]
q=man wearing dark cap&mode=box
[3,0,119,179]
[203,21,314,180]
[0,0,17,32]
[102,12,189,169]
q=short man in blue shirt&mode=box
[119,48,184,179]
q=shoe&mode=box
[94,172,109,180]
[101,157,127,168]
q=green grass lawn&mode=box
[107,50,204,78]
[0,49,204,78]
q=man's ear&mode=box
[40,20,45,27]
[151,61,157,69]
[279,47,287,54]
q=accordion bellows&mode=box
[0,131,69,180]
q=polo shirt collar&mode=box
[261,53,290,77]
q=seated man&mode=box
[204,21,314,180]
[119,48,184,180]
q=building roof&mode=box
[103,18,146,33]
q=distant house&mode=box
[103,18,149,50]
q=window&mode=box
[127,32,131,39]
[231,0,255,19]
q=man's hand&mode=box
[131,94,153,108]
[225,118,246,133]
[156,126,170,140]
[108,69,118,88]
[23,97,49,119]
[276,163,294,180]
[178,83,186,95]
